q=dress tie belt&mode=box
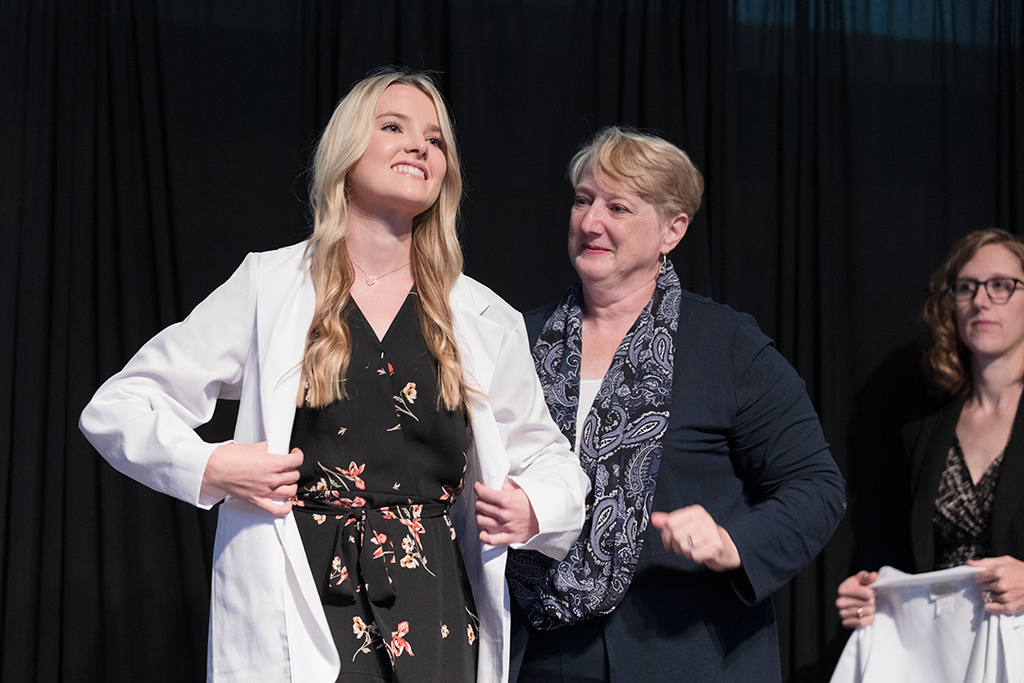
[294,500,448,607]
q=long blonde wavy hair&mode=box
[923,228,1024,396]
[300,68,467,410]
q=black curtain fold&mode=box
[3,1,1023,681]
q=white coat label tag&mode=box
[935,595,956,616]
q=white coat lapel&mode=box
[450,277,503,395]
[449,278,516,683]
[259,250,316,454]
[252,247,337,673]
[450,277,512,491]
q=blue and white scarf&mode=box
[507,261,680,629]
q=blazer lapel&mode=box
[990,395,1024,551]
[909,397,963,571]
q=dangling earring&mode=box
[659,253,668,274]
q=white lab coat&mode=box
[831,566,1024,683]
[79,241,589,683]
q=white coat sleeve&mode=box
[79,253,259,509]
[491,315,590,560]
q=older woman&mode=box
[79,68,588,683]
[505,127,846,682]
[837,228,1024,629]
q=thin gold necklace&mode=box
[350,258,411,286]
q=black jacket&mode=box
[908,396,1024,571]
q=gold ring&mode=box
[856,607,864,618]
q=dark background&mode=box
[2,1,1022,681]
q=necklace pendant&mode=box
[350,258,409,288]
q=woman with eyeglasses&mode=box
[837,228,1024,628]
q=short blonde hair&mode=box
[568,126,704,220]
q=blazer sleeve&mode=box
[79,253,259,509]
[491,312,590,560]
[720,316,847,604]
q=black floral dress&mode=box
[290,291,478,683]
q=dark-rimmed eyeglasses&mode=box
[949,278,1024,304]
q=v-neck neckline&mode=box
[348,288,416,345]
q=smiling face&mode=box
[568,169,688,297]
[346,83,447,221]
[954,243,1024,364]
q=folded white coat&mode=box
[831,565,1024,683]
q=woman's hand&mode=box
[203,441,302,516]
[650,505,741,571]
[969,556,1024,615]
[836,571,879,628]
[474,480,539,545]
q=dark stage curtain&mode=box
[2,1,1022,681]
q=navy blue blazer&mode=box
[512,288,847,683]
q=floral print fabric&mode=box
[290,291,477,682]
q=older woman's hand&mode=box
[203,441,302,516]
[836,571,878,628]
[474,480,540,546]
[969,556,1024,615]
[650,505,741,571]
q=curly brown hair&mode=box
[922,228,1024,395]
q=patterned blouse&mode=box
[933,440,1005,570]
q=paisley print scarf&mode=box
[507,261,679,630]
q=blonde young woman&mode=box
[80,68,588,683]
